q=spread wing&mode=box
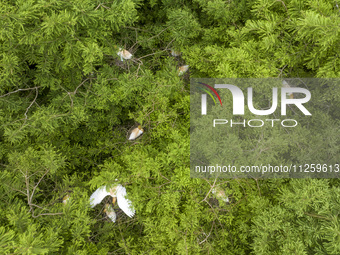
[282,80,294,98]
[282,80,290,88]
[116,185,135,218]
[89,186,111,208]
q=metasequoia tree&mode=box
[0,0,339,254]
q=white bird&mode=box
[62,194,70,205]
[104,204,117,222]
[128,125,144,140]
[171,49,181,57]
[282,80,294,99]
[178,65,189,76]
[89,185,135,219]
[117,48,132,61]
[212,187,229,203]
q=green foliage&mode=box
[0,0,339,254]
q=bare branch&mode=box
[94,3,110,10]
[24,87,39,120]
[32,212,64,218]
[199,222,214,245]
[304,212,331,221]
[276,0,288,11]
[136,49,168,61]
[59,78,91,108]
[204,198,224,229]
[22,171,30,204]
[73,77,91,95]
[130,26,170,51]
[0,86,41,98]
[3,183,27,196]
[254,178,262,196]
[200,177,217,203]
[29,168,49,202]
[165,37,177,51]
[29,203,48,211]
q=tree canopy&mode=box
[0,0,339,254]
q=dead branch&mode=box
[0,86,41,98]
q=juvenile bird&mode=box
[104,203,117,222]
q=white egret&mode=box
[178,65,189,76]
[117,48,132,61]
[128,125,144,140]
[282,80,294,99]
[171,49,181,57]
[104,204,117,222]
[89,185,135,219]
[62,194,70,205]
[212,187,229,203]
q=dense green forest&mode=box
[0,0,339,254]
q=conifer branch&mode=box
[3,183,27,196]
[31,212,64,218]
[276,0,288,11]
[304,212,331,221]
[130,26,170,51]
